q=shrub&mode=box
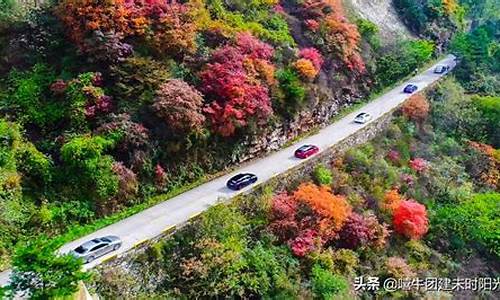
[393,200,429,240]
[56,0,198,57]
[402,94,430,123]
[385,257,415,279]
[293,183,352,233]
[110,57,171,105]
[310,264,349,300]
[152,80,206,134]
[276,68,306,117]
[299,47,324,72]
[432,193,500,256]
[409,158,429,173]
[293,58,318,80]
[289,229,318,257]
[201,32,274,136]
[338,213,371,249]
[60,135,119,204]
[313,164,333,186]
[382,189,403,212]
[3,64,62,128]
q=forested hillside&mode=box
[0,0,498,298]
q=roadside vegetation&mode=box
[89,76,499,299]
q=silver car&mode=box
[354,112,373,124]
[71,235,122,263]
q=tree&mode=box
[402,94,430,123]
[200,32,275,136]
[153,80,206,134]
[293,183,351,233]
[5,237,88,299]
[393,200,429,240]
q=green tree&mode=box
[60,135,119,202]
[5,237,88,299]
[313,164,333,186]
[310,264,349,299]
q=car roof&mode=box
[356,113,368,117]
[230,173,254,181]
[298,145,314,151]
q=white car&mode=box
[434,65,449,74]
[354,113,373,124]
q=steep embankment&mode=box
[346,0,414,42]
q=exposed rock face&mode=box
[347,0,414,43]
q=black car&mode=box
[403,84,418,93]
[227,173,258,190]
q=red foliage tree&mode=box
[339,212,390,249]
[152,80,206,134]
[300,0,365,72]
[402,94,430,123]
[409,158,429,173]
[57,0,197,57]
[393,200,429,240]
[200,33,274,136]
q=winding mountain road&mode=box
[0,55,456,286]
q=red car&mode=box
[295,145,319,159]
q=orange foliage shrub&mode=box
[293,182,352,232]
[468,142,500,188]
[293,58,318,80]
[382,189,403,212]
[402,94,430,123]
[442,0,458,15]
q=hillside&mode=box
[0,0,498,298]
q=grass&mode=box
[18,55,448,264]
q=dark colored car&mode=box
[295,145,320,159]
[403,84,418,93]
[227,173,258,190]
[70,235,122,263]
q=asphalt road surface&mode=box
[0,55,456,286]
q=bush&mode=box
[402,94,430,124]
[393,200,429,240]
[313,164,333,186]
[200,32,275,136]
[310,264,349,300]
[152,80,206,135]
[3,64,62,128]
[431,193,500,256]
[60,135,119,205]
[276,68,306,117]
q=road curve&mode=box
[0,55,456,286]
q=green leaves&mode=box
[5,236,88,300]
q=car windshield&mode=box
[356,113,366,118]
[74,246,87,254]
[101,237,111,243]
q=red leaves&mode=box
[299,48,324,72]
[57,0,197,56]
[300,0,365,72]
[268,183,353,257]
[393,200,429,240]
[200,33,275,136]
[409,158,429,173]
